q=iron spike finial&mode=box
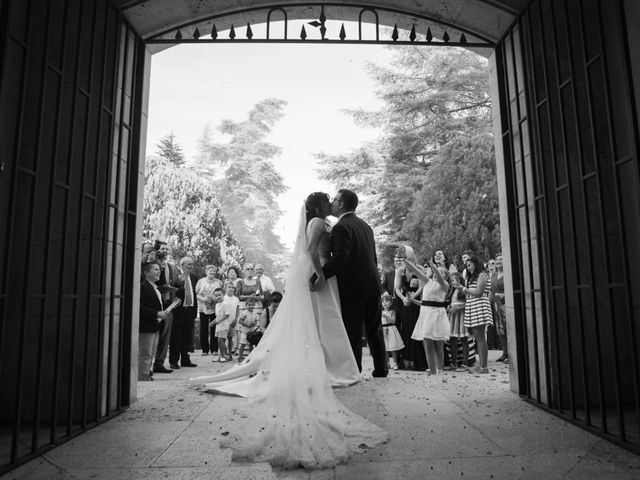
[460,33,467,43]
[391,24,399,41]
[175,30,182,40]
[211,24,218,39]
[229,24,236,40]
[443,30,450,43]
[409,25,417,42]
[246,23,253,39]
[426,27,433,42]
[339,23,346,41]
[320,5,327,39]
[300,25,307,40]
[193,27,200,40]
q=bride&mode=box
[190,192,388,469]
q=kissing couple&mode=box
[190,189,389,469]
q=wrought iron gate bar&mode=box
[143,3,495,47]
[147,38,489,47]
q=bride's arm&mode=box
[306,218,326,284]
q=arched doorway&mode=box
[0,0,639,474]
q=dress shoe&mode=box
[371,370,388,378]
[153,365,173,374]
[169,363,180,369]
[181,362,197,367]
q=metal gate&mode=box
[496,0,640,453]
[0,0,145,473]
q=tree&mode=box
[143,155,243,273]
[192,99,289,276]
[400,134,500,263]
[156,131,185,166]
[317,47,498,258]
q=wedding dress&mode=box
[190,204,388,469]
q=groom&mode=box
[315,189,388,377]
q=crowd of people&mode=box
[138,238,508,381]
[138,239,282,381]
[379,247,507,376]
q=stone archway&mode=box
[1,0,640,474]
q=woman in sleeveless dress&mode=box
[453,254,493,374]
[405,257,450,375]
[189,193,387,469]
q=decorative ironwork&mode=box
[146,3,494,48]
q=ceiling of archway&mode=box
[114,0,527,49]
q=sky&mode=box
[146,42,394,247]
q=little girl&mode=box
[448,271,469,371]
[381,292,404,370]
[236,298,260,363]
[215,282,239,362]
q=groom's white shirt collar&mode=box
[337,211,355,222]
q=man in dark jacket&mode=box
[318,189,388,377]
[139,262,166,381]
[169,256,199,369]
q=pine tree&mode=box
[156,131,185,166]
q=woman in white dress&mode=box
[405,257,450,375]
[190,193,387,469]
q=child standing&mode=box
[214,283,239,362]
[381,292,404,370]
[237,298,260,362]
[447,272,469,371]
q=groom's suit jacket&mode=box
[322,212,382,300]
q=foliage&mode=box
[317,47,499,264]
[191,99,289,276]
[155,131,185,166]
[143,155,243,274]
[400,134,501,264]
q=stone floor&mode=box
[6,350,640,479]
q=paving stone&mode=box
[64,465,276,479]
[43,421,188,469]
[7,350,640,480]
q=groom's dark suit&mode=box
[322,212,388,376]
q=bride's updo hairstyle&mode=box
[305,192,330,224]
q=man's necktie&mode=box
[184,276,193,306]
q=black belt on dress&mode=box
[382,323,394,327]
[421,300,447,308]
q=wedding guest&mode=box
[460,250,474,280]
[381,292,404,370]
[454,255,493,374]
[380,263,395,296]
[407,257,450,376]
[226,266,242,291]
[139,262,166,381]
[153,240,180,374]
[394,246,427,371]
[447,271,470,371]
[235,264,262,351]
[213,287,235,362]
[141,241,154,263]
[196,265,222,358]
[487,258,497,277]
[169,256,199,369]
[255,263,275,293]
[236,298,260,362]
[490,253,508,363]
[434,249,458,274]
[259,291,283,331]
[221,281,240,359]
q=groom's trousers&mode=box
[341,294,388,375]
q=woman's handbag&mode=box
[246,326,263,346]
